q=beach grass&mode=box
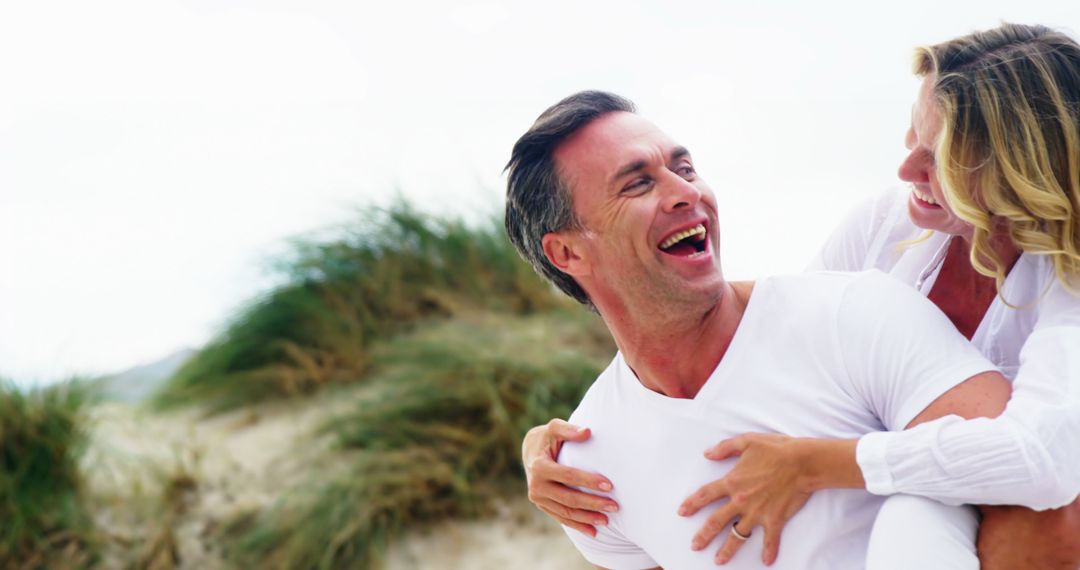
[145,199,613,567]
[0,380,96,569]
[218,312,612,569]
[133,462,201,570]
[153,201,564,413]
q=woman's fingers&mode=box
[546,418,592,443]
[560,519,597,538]
[522,420,589,475]
[540,504,599,537]
[679,478,728,517]
[523,419,609,492]
[704,435,751,461]
[544,480,619,513]
[532,456,613,492]
[535,496,609,528]
[681,434,809,564]
[761,522,782,566]
[522,419,619,530]
[690,501,739,551]
[714,517,756,565]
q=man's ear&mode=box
[542,232,591,277]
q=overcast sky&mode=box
[2,1,1078,385]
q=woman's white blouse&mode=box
[810,189,1080,509]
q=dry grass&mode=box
[143,199,613,568]
[154,202,566,413]
[218,312,612,570]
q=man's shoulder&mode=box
[751,270,930,341]
[751,271,868,316]
[566,352,624,425]
[765,269,914,301]
[836,268,936,313]
[764,269,867,289]
[559,353,638,475]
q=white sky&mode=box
[2,1,1078,385]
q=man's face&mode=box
[546,111,723,312]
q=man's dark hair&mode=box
[504,90,636,308]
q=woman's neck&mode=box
[927,233,1021,339]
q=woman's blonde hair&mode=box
[915,23,1080,293]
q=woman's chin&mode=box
[906,199,969,237]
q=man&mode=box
[503,91,1009,569]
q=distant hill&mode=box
[93,348,196,404]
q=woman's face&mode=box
[898,75,974,238]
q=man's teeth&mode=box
[913,188,938,205]
[659,224,706,250]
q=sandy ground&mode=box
[81,396,589,569]
[384,501,590,570]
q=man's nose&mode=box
[661,173,701,212]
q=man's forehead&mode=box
[553,112,677,178]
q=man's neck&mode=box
[603,281,754,399]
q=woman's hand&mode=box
[522,419,619,537]
[677,434,860,565]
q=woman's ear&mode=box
[542,232,591,277]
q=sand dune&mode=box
[384,501,590,570]
[81,396,589,569]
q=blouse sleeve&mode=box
[856,282,1080,509]
[807,189,907,272]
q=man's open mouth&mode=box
[658,224,707,257]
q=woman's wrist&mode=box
[796,438,865,491]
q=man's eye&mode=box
[677,165,696,178]
[623,178,652,194]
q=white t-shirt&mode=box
[814,189,1080,509]
[560,271,995,570]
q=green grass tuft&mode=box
[150,198,614,567]
[0,380,96,569]
[154,202,567,413]
[220,313,613,569]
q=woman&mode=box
[522,23,1080,568]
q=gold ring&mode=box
[730,523,751,541]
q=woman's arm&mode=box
[522,419,619,536]
[677,370,1010,565]
[676,373,1008,563]
[859,279,1080,507]
[858,325,1080,509]
[806,188,907,273]
[678,327,1080,563]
